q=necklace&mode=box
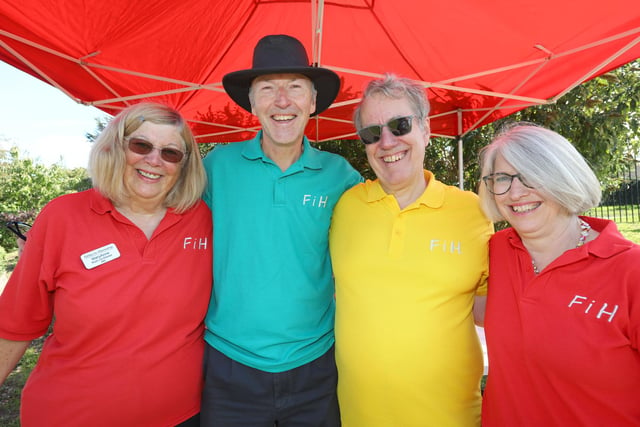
[531,219,591,274]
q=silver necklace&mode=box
[531,219,591,274]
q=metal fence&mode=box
[590,161,640,223]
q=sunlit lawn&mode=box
[615,221,640,244]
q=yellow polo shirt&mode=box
[329,170,492,427]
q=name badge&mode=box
[81,243,121,270]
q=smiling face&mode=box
[123,121,184,210]
[493,153,567,238]
[360,93,429,196]
[250,73,316,150]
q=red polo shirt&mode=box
[0,189,212,426]
[482,217,640,426]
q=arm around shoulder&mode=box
[473,295,487,327]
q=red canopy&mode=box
[1,0,639,143]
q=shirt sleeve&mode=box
[475,270,489,297]
[0,209,55,340]
[474,221,493,297]
[343,159,364,190]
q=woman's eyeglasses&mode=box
[6,221,31,241]
[357,116,414,144]
[127,137,185,163]
[482,173,536,195]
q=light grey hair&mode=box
[478,122,602,222]
[353,73,430,132]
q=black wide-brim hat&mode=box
[222,35,341,117]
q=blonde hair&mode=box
[88,103,206,213]
[478,123,601,221]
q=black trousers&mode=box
[174,413,199,427]
[201,345,340,427]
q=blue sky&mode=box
[0,61,109,168]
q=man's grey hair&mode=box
[354,73,430,131]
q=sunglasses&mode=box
[357,115,414,144]
[6,221,31,241]
[127,137,185,163]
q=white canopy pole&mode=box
[310,0,325,141]
[457,109,464,190]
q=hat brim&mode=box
[222,66,341,116]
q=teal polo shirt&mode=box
[202,131,362,372]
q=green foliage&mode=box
[431,60,640,190]
[616,221,640,244]
[0,147,90,251]
[84,116,110,143]
[312,139,375,180]
[0,329,47,427]
[311,61,640,191]
[427,136,470,188]
[198,142,216,158]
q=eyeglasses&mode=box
[127,137,185,163]
[482,173,536,195]
[6,221,31,241]
[357,115,414,144]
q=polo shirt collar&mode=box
[88,187,181,225]
[366,170,446,209]
[89,188,115,214]
[505,216,634,261]
[580,216,635,259]
[241,130,322,171]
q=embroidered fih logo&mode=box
[302,194,329,208]
[429,239,462,254]
[183,237,209,250]
[567,295,618,322]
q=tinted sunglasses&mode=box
[357,115,414,144]
[127,137,185,163]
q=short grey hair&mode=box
[353,73,430,132]
[478,122,602,222]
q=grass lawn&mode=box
[1,219,639,424]
[615,221,640,244]
[0,338,45,427]
[0,250,29,427]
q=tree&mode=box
[85,116,110,143]
[313,139,374,180]
[0,146,90,251]
[430,60,640,190]
[317,60,639,192]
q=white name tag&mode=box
[80,243,121,270]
